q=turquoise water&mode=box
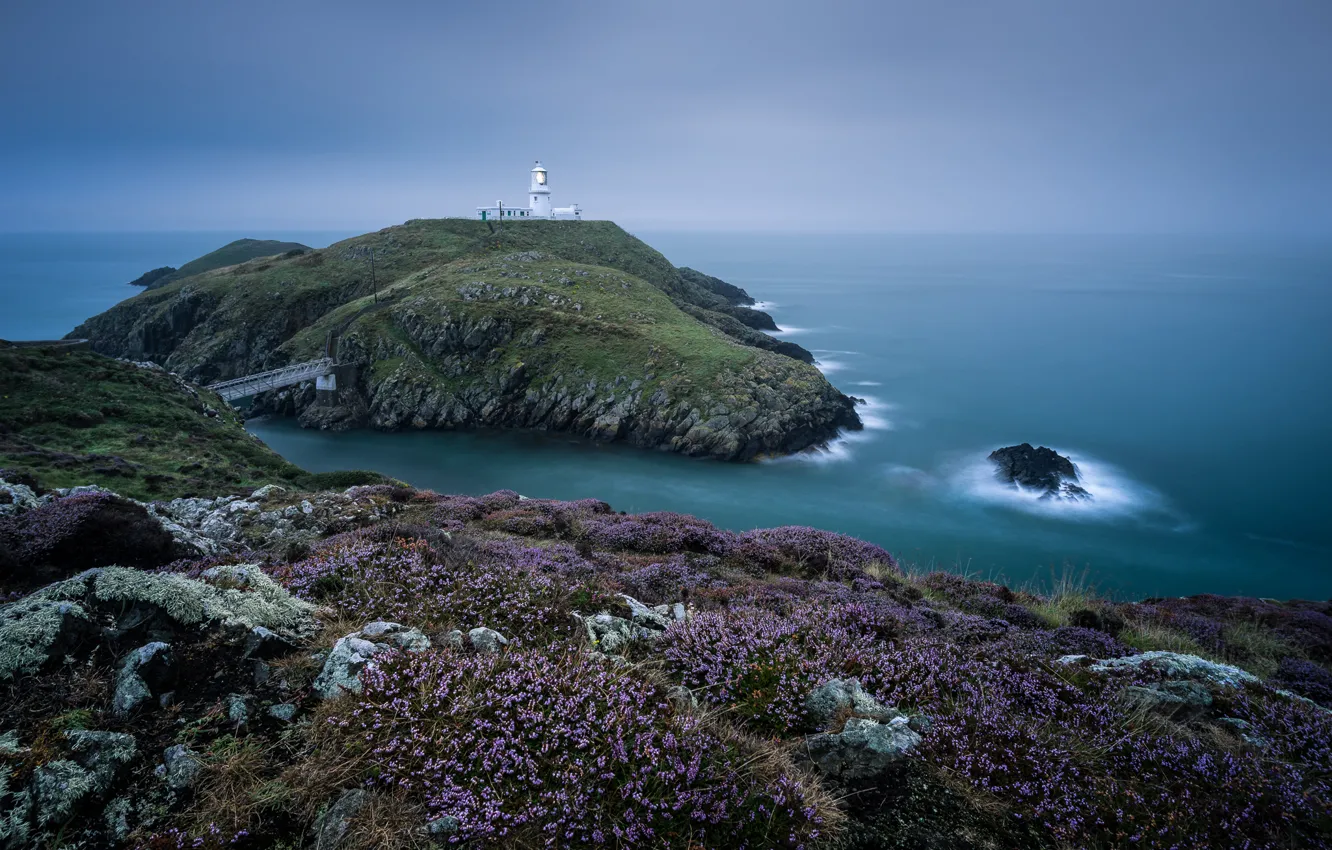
[3,232,1330,599]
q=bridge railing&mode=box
[205,358,335,401]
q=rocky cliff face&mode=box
[71,220,861,460]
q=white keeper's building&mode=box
[476,161,582,221]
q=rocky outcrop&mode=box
[805,716,921,782]
[0,565,315,682]
[313,622,432,699]
[989,443,1089,499]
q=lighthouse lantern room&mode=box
[476,161,582,221]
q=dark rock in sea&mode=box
[988,443,1090,500]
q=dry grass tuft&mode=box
[345,789,429,850]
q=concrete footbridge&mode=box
[205,357,337,401]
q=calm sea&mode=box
[2,231,1329,600]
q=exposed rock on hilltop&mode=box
[989,442,1090,499]
[70,220,858,460]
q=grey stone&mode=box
[113,642,173,716]
[268,703,298,721]
[251,484,288,502]
[427,815,461,836]
[313,788,371,850]
[581,612,635,654]
[225,693,249,726]
[468,627,509,654]
[619,594,672,631]
[1122,680,1213,719]
[805,716,920,782]
[0,596,95,682]
[0,731,23,756]
[666,685,698,711]
[805,678,903,730]
[313,622,432,699]
[1059,651,1260,690]
[1220,716,1270,749]
[104,795,133,842]
[443,629,465,650]
[31,730,136,825]
[158,744,202,791]
[244,625,295,659]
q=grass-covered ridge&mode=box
[130,239,312,290]
[71,220,855,460]
[0,346,385,500]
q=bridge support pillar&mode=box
[314,364,357,406]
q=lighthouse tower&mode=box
[475,162,582,221]
[529,161,552,218]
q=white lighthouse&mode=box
[529,162,552,218]
[476,161,582,221]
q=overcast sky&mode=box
[2,1,1329,232]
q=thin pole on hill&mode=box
[369,248,378,303]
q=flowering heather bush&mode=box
[855,641,1332,848]
[272,535,575,638]
[430,493,488,523]
[1269,656,1332,707]
[0,491,178,583]
[617,555,722,604]
[731,526,898,581]
[579,510,735,555]
[661,604,898,734]
[326,647,825,848]
[1002,625,1131,659]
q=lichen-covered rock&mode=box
[467,626,509,654]
[805,678,904,731]
[2,565,314,682]
[1061,651,1261,690]
[1122,680,1214,719]
[225,693,250,726]
[112,641,173,716]
[243,625,295,659]
[578,612,636,654]
[156,744,202,792]
[268,703,298,722]
[0,479,44,517]
[29,730,136,827]
[0,595,94,681]
[805,716,920,782]
[313,622,431,699]
[312,788,370,850]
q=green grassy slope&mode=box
[69,220,855,457]
[0,347,385,499]
[135,238,313,290]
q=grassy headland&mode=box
[0,346,384,500]
[70,220,855,460]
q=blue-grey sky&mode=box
[2,1,1329,232]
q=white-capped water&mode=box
[942,450,1191,531]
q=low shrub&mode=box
[323,646,827,848]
